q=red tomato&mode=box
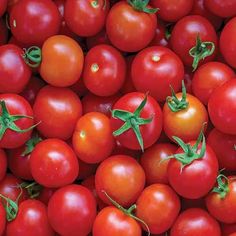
[6,199,55,236]
[170,208,221,236]
[0,202,5,236]
[184,66,194,94]
[0,18,8,46]
[40,35,84,87]
[222,223,236,236]
[0,0,7,16]
[33,85,82,140]
[192,62,235,105]
[95,155,145,207]
[220,17,236,69]
[106,1,157,52]
[0,149,6,182]
[208,79,236,135]
[207,128,236,171]
[30,139,79,188]
[83,44,126,96]
[0,44,31,93]
[230,234,236,236]
[131,46,184,102]
[9,0,60,46]
[136,184,180,234]
[65,0,109,37]
[48,184,97,236]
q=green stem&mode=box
[21,133,42,156]
[127,0,158,14]
[212,174,229,199]
[22,46,42,68]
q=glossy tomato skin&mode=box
[0,202,5,236]
[192,62,235,105]
[207,128,236,170]
[65,0,109,37]
[131,46,184,102]
[40,35,84,87]
[170,15,217,67]
[0,94,34,149]
[220,17,236,68]
[106,1,157,52]
[170,208,221,236]
[140,143,177,185]
[136,184,180,234]
[0,44,31,93]
[208,79,236,135]
[0,149,6,182]
[33,86,82,140]
[73,112,115,164]
[111,92,163,150]
[6,199,55,236]
[0,18,8,45]
[163,93,208,142]
[30,139,79,188]
[83,44,126,96]
[93,206,142,236]
[95,155,145,207]
[48,184,97,236]
[10,0,60,46]
[168,142,219,199]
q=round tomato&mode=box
[136,184,180,235]
[106,1,157,52]
[0,149,6,182]
[131,46,184,102]
[40,35,84,87]
[47,184,97,236]
[0,202,5,236]
[30,139,79,188]
[208,79,236,135]
[222,223,236,236]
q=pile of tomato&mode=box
[0,0,236,235]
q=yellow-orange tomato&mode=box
[40,35,84,87]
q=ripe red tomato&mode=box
[83,44,126,96]
[95,155,145,207]
[222,223,236,236]
[65,0,109,37]
[0,149,6,182]
[0,18,8,46]
[0,0,7,16]
[0,202,5,236]
[208,79,236,135]
[40,35,84,87]
[136,184,180,235]
[170,208,221,236]
[48,184,97,236]
[192,62,235,105]
[30,139,79,188]
[6,199,55,236]
[106,1,157,52]
[9,0,61,46]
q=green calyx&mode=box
[127,0,158,14]
[166,80,189,112]
[102,190,150,236]
[22,46,42,68]
[189,34,215,71]
[112,94,153,152]
[91,0,107,9]
[20,182,42,199]
[21,133,42,156]
[212,174,229,199]
[0,101,39,140]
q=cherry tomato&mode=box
[48,184,97,236]
[0,149,6,182]
[0,202,5,236]
[222,223,236,236]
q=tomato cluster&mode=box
[0,0,236,235]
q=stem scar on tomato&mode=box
[22,46,42,68]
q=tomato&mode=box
[140,143,177,185]
[40,35,84,87]
[207,128,236,171]
[0,44,31,93]
[0,94,35,149]
[230,234,236,236]
[208,79,236,135]
[37,187,57,206]
[0,202,5,236]
[0,18,8,46]
[65,0,109,37]
[170,15,217,70]
[30,139,79,188]
[83,44,126,96]
[95,155,145,207]
[93,206,142,236]
[192,62,235,105]
[0,149,6,182]
[220,17,236,69]
[110,92,163,151]
[10,0,60,46]
[106,1,157,52]
[6,199,55,236]
[0,0,7,16]
[131,46,184,102]
[33,85,82,140]
[184,66,193,94]
[150,0,194,22]
[222,223,236,236]
[48,184,97,236]
[136,184,180,234]
[170,208,221,236]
